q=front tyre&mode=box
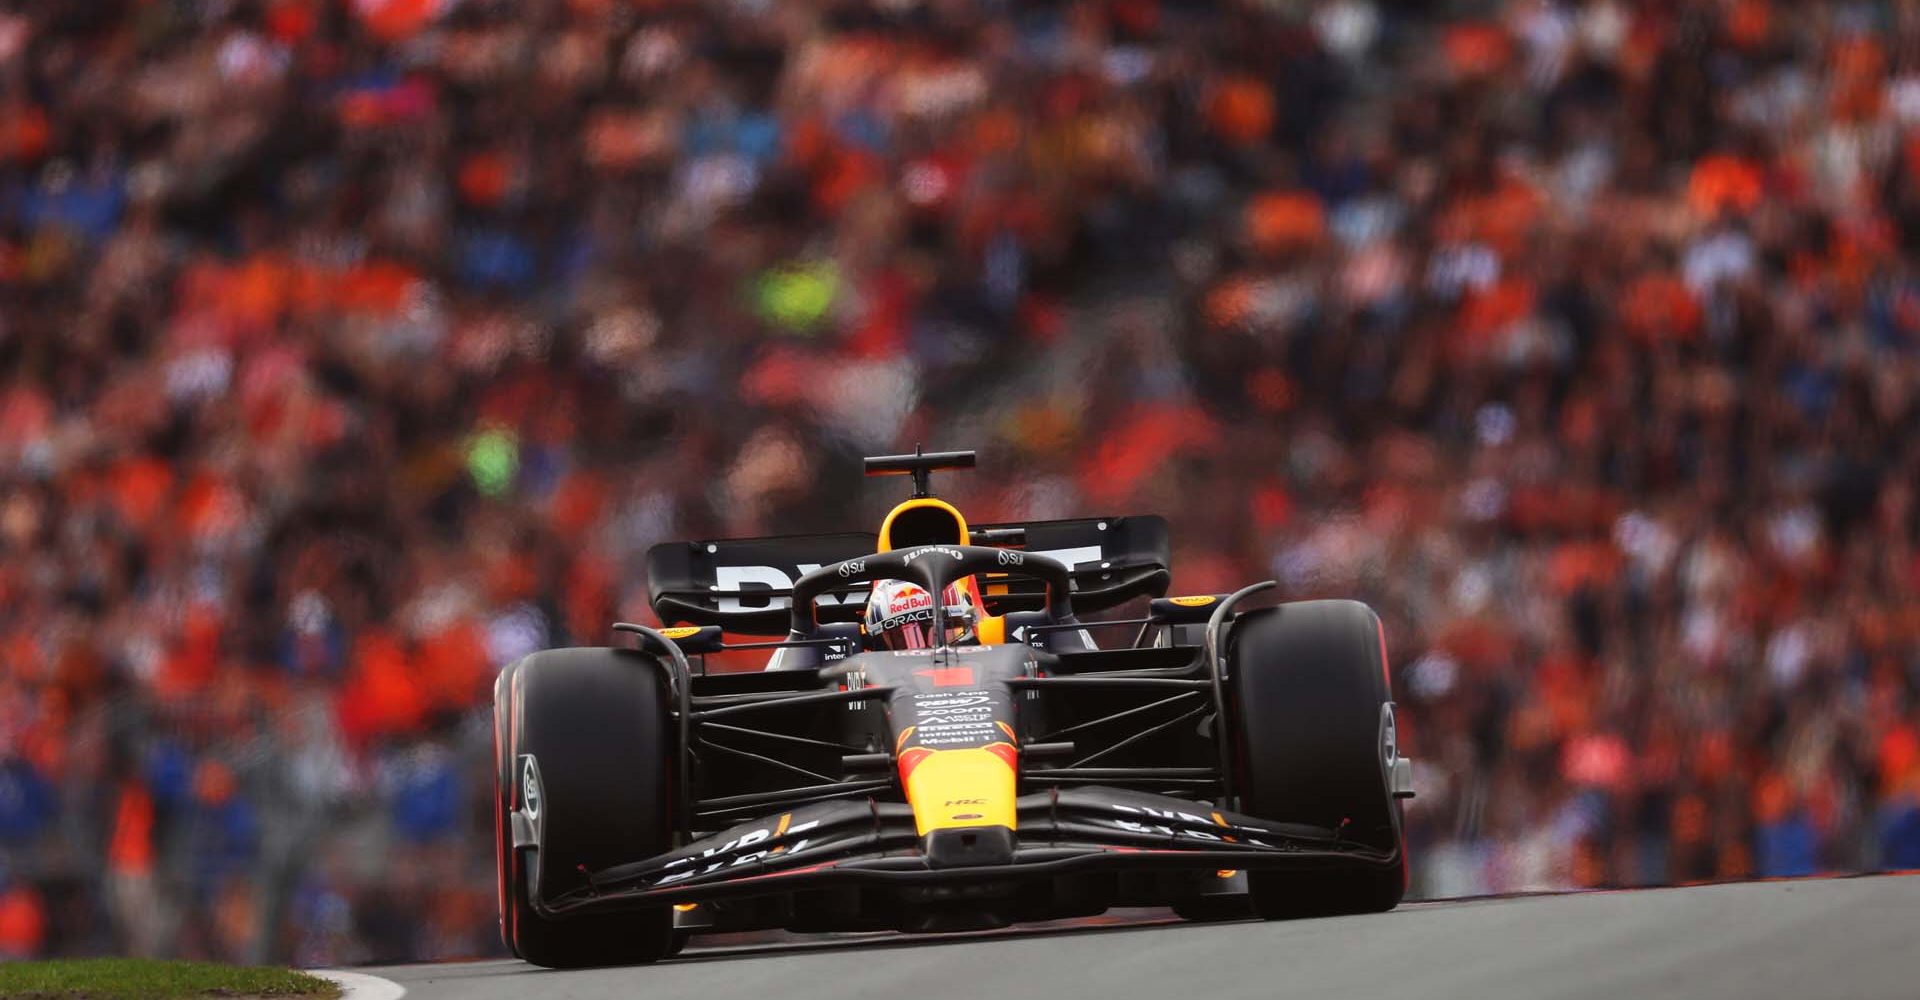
[497,647,677,967]
[1225,600,1406,919]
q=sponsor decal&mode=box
[915,707,991,721]
[871,606,935,633]
[655,817,822,886]
[837,558,866,578]
[1170,595,1216,607]
[660,625,704,639]
[916,734,996,747]
[887,588,932,613]
[899,688,1008,747]
[914,695,990,709]
[1109,803,1224,841]
[1035,545,1101,570]
[712,565,866,612]
[708,545,1101,613]
[902,545,965,564]
[996,549,1024,566]
[1104,804,1306,851]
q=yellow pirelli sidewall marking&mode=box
[902,745,1017,835]
[1171,596,1217,607]
[660,625,705,639]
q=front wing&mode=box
[526,787,1399,917]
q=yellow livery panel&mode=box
[898,743,1018,834]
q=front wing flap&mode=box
[532,787,1397,916]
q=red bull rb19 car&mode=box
[493,450,1414,968]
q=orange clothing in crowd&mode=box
[108,782,155,877]
[0,885,46,958]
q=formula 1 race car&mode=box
[493,450,1413,968]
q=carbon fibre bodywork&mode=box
[507,604,1403,934]
[501,453,1405,944]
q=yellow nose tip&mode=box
[900,744,1018,835]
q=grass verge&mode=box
[0,959,341,999]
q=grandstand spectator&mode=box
[0,0,1914,962]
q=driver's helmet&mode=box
[864,578,979,650]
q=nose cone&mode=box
[868,646,1033,849]
[898,742,1018,836]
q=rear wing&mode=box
[646,516,1171,635]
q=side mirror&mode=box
[652,624,725,654]
[1147,595,1225,626]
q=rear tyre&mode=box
[1225,600,1406,920]
[497,647,677,967]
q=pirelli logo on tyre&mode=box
[519,756,542,820]
[1170,595,1216,607]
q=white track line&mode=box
[311,969,408,1000]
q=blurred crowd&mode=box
[2,0,1919,965]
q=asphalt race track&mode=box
[365,874,1919,1000]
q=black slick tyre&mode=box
[498,647,676,967]
[1225,600,1406,919]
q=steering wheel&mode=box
[789,544,1074,640]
